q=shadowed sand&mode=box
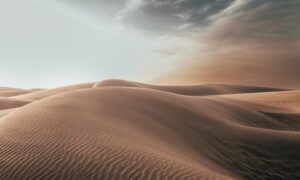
[0,80,299,179]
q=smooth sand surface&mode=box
[0,80,299,179]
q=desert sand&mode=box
[0,79,299,179]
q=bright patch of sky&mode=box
[0,0,193,88]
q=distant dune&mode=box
[0,80,299,179]
[96,79,285,96]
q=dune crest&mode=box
[0,80,299,179]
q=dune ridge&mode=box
[0,80,299,179]
[95,79,285,96]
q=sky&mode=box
[0,0,299,88]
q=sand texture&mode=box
[0,80,299,179]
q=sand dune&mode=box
[14,83,94,101]
[0,89,32,97]
[0,80,299,179]
[95,79,284,96]
[0,87,38,97]
[0,87,22,92]
[0,98,30,110]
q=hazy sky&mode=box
[0,0,299,88]
[0,0,192,88]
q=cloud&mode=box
[115,0,147,20]
[115,0,234,34]
[57,0,234,34]
[56,0,300,88]
[159,0,300,88]
[206,0,300,43]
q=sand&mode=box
[0,79,299,179]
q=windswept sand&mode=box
[0,80,299,179]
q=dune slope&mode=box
[0,80,299,179]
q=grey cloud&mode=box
[161,0,300,88]
[206,0,300,44]
[58,0,299,38]
[59,0,233,34]
[120,0,233,34]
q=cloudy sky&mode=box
[0,0,299,88]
